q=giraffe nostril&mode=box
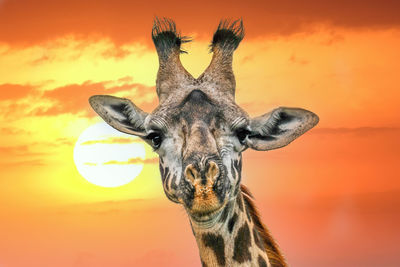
[184,164,198,183]
[185,161,220,186]
[206,161,219,183]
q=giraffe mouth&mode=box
[187,197,229,223]
[189,205,224,223]
[186,190,226,221]
[179,161,229,221]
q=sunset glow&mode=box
[0,1,399,266]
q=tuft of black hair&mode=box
[152,17,191,57]
[210,19,244,52]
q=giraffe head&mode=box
[89,18,318,223]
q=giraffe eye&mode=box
[147,132,163,149]
[236,128,250,145]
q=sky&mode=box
[0,0,399,266]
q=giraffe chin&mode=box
[187,196,228,224]
[188,205,224,224]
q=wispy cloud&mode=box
[0,159,45,167]
[84,157,158,166]
[0,84,37,101]
[101,46,131,60]
[0,145,48,157]
[0,79,157,119]
[81,137,140,145]
[34,80,156,116]
[0,138,74,161]
[0,127,30,135]
[83,162,97,166]
[103,157,158,165]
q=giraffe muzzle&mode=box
[183,160,227,217]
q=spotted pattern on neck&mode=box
[190,185,287,267]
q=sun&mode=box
[73,122,146,187]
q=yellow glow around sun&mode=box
[73,122,146,187]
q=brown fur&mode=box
[90,18,319,267]
[240,185,288,267]
[186,162,221,214]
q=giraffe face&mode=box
[147,89,249,221]
[89,91,318,222]
[89,17,319,224]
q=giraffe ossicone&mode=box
[89,17,318,267]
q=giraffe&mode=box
[89,18,318,267]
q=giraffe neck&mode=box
[189,185,287,267]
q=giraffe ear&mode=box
[89,95,148,137]
[246,107,319,151]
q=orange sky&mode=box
[0,1,399,266]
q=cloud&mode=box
[83,157,158,166]
[1,0,399,46]
[0,144,46,157]
[0,138,74,159]
[0,84,36,101]
[0,139,73,154]
[4,79,158,117]
[0,127,30,135]
[102,157,158,165]
[0,144,51,168]
[81,137,140,145]
[0,159,45,167]
[55,137,76,146]
[83,162,97,166]
[0,79,158,122]
[101,46,131,60]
